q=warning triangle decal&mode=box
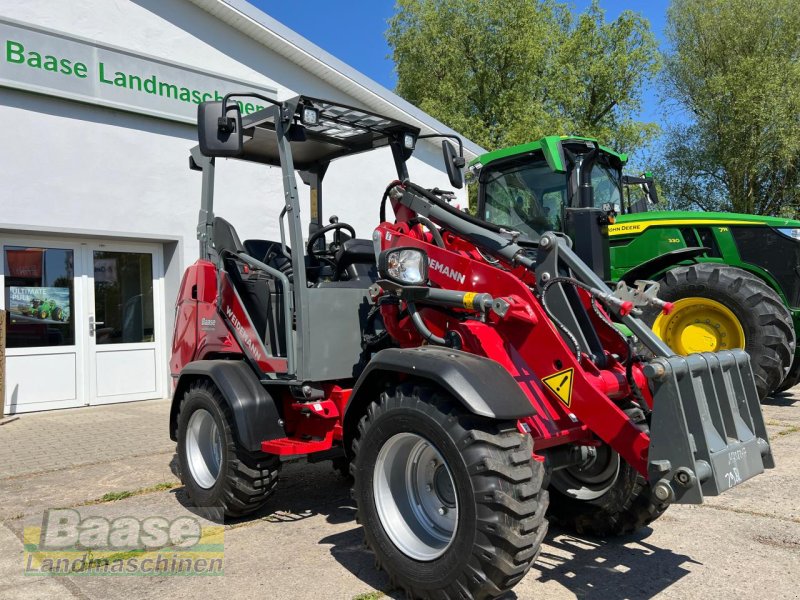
[542,368,574,407]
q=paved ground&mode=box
[0,393,798,600]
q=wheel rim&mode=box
[373,433,458,561]
[550,445,620,501]
[185,409,223,489]
[652,297,745,355]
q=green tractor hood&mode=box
[609,211,800,237]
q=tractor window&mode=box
[482,158,566,235]
[590,163,622,211]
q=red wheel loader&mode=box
[170,92,774,600]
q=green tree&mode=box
[658,0,800,215]
[387,0,660,154]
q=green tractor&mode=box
[469,136,798,398]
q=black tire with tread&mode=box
[351,384,549,600]
[776,353,800,393]
[547,407,666,537]
[547,460,666,537]
[176,379,280,519]
[644,263,795,400]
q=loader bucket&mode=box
[645,349,774,504]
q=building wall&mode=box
[1,0,469,412]
[1,0,466,256]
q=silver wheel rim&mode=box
[550,446,620,501]
[185,409,223,489]
[373,433,458,561]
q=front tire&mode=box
[351,384,548,600]
[176,380,280,519]
[547,407,665,536]
[646,263,795,399]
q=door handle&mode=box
[89,317,105,336]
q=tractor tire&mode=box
[776,354,800,393]
[351,384,548,600]
[644,263,794,400]
[176,380,280,519]
[547,407,666,537]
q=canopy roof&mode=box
[237,95,420,170]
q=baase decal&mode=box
[8,286,71,323]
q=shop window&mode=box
[93,251,155,344]
[3,246,75,348]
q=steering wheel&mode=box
[306,218,357,260]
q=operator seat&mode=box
[213,218,287,356]
[243,239,294,282]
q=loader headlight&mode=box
[378,247,428,285]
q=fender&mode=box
[619,246,710,284]
[169,360,285,452]
[343,346,535,455]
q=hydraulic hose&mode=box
[407,302,448,346]
[379,180,403,223]
[408,216,445,248]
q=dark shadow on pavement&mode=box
[762,392,798,407]
[534,524,700,600]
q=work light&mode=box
[378,247,428,285]
[301,106,320,126]
[403,132,416,150]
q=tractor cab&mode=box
[470,136,628,278]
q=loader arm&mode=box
[374,181,773,505]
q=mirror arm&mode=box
[218,92,281,130]
[418,133,465,163]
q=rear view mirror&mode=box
[198,101,242,157]
[442,140,465,189]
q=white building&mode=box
[0,0,481,414]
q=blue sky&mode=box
[255,1,672,138]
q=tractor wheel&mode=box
[776,353,800,393]
[645,263,795,400]
[547,408,666,537]
[176,380,280,519]
[351,384,548,600]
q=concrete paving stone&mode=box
[761,393,800,426]
[0,578,77,600]
[0,452,178,521]
[0,398,172,479]
[703,423,800,522]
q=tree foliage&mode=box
[387,0,660,154]
[657,0,800,215]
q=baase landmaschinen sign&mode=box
[0,17,278,124]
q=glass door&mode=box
[1,238,87,413]
[85,243,165,405]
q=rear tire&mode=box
[176,380,280,519]
[776,353,800,393]
[351,384,548,600]
[645,263,795,400]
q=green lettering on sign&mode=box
[6,40,24,63]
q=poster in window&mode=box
[5,248,44,278]
[8,287,71,324]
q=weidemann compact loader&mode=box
[169,92,774,600]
